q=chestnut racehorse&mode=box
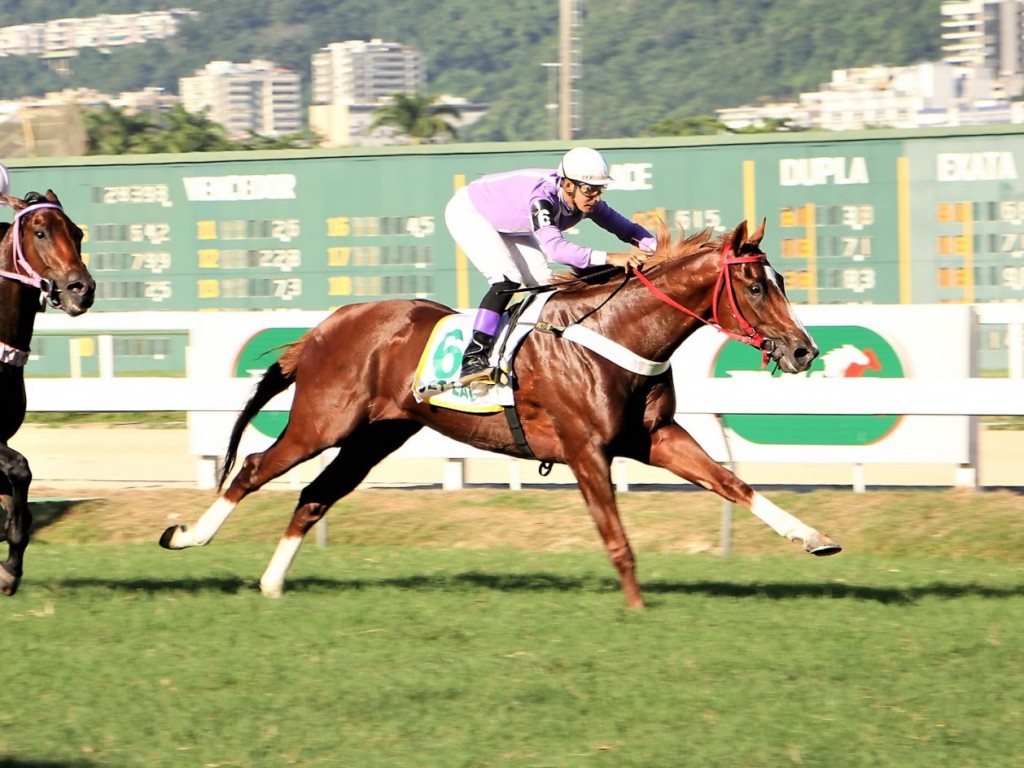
[162,219,840,608]
[0,190,95,596]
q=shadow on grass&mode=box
[39,571,1024,604]
[25,498,96,533]
[0,758,101,768]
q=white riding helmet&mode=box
[0,163,9,201]
[557,147,613,186]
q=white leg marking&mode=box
[173,497,236,548]
[749,493,815,543]
[260,536,303,598]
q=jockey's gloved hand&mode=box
[608,251,645,271]
[637,236,657,254]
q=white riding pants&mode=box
[444,186,552,288]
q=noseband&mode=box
[0,202,67,310]
[631,242,771,367]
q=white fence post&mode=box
[98,334,114,378]
[443,459,465,490]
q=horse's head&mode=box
[713,219,818,373]
[0,190,95,316]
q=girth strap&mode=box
[503,404,535,459]
[502,404,554,476]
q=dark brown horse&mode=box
[0,190,95,595]
[162,219,840,608]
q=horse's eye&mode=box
[34,229,45,239]
[749,282,763,297]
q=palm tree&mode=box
[83,104,155,155]
[147,105,235,153]
[83,104,235,155]
[369,92,460,144]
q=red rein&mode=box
[631,243,771,368]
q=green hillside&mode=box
[0,0,945,141]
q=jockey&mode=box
[444,146,656,387]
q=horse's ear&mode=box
[1,192,25,212]
[749,217,766,247]
[44,189,61,206]
[730,220,748,253]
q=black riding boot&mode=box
[459,330,496,385]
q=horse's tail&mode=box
[218,338,305,490]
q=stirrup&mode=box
[459,367,497,386]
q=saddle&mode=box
[412,293,554,413]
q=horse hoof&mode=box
[804,532,842,556]
[0,564,20,596]
[159,525,187,550]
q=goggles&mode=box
[572,181,606,199]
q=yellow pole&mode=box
[897,157,912,304]
[806,203,818,304]
[962,201,975,303]
[21,107,36,156]
[453,174,470,309]
[742,160,756,228]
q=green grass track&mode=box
[4,542,1022,767]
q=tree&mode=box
[369,92,460,144]
[643,115,728,137]
[84,105,240,154]
[240,130,318,150]
[144,105,236,153]
[82,103,154,155]
[83,104,321,154]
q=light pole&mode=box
[541,62,560,140]
[558,0,581,140]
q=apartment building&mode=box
[310,39,430,146]
[717,61,1024,131]
[0,9,197,56]
[180,60,303,139]
[941,1,1018,70]
[941,0,1024,95]
[311,39,426,106]
[718,3,1024,132]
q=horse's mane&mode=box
[550,220,727,294]
[642,223,726,269]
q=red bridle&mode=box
[630,242,771,367]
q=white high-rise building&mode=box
[0,9,197,57]
[310,39,426,106]
[309,38,431,146]
[941,0,1023,84]
[180,59,302,139]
